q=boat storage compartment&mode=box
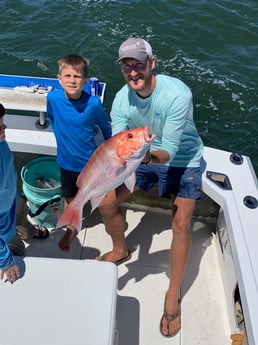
[0,257,118,345]
[216,208,248,338]
[216,209,239,330]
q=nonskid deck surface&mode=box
[23,202,230,345]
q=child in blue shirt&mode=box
[47,54,111,250]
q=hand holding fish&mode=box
[141,150,152,165]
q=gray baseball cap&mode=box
[117,38,153,63]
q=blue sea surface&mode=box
[0,0,257,174]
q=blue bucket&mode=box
[21,156,63,227]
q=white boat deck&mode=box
[23,202,231,345]
[5,113,256,345]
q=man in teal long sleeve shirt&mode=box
[98,38,204,338]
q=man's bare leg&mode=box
[97,184,133,262]
[160,197,195,337]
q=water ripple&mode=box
[0,0,257,173]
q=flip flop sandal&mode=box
[114,250,132,266]
[160,296,181,337]
[99,250,132,266]
[33,225,50,240]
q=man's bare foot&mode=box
[59,226,77,251]
[160,292,181,337]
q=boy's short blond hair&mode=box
[57,54,90,78]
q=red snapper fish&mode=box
[56,126,156,231]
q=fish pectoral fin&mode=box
[90,195,106,213]
[124,173,136,193]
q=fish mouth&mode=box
[144,126,156,142]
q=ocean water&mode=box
[0,0,257,174]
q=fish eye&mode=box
[127,133,133,139]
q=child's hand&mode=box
[0,262,20,284]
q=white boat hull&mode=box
[1,74,257,345]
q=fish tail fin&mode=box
[56,203,83,232]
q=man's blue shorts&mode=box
[135,165,202,200]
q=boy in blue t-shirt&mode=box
[47,54,111,251]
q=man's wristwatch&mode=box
[141,152,152,165]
